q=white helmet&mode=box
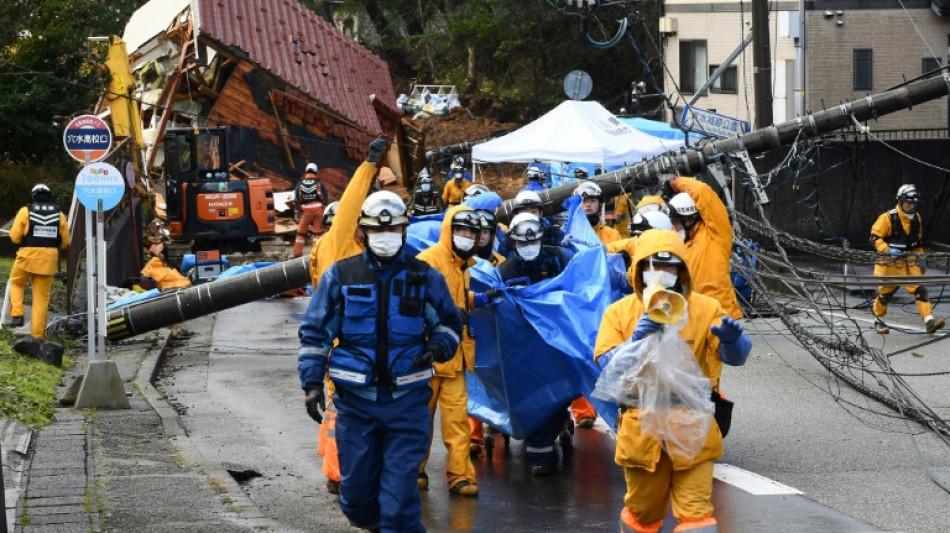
[508,213,544,243]
[513,190,543,212]
[305,163,318,173]
[630,210,673,235]
[668,193,698,220]
[896,184,919,202]
[574,181,603,200]
[463,184,491,201]
[322,201,340,227]
[359,191,409,227]
[526,167,544,181]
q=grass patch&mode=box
[0,328,73,428]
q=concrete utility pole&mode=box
[752,0,774,128]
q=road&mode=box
[156,295,950,532]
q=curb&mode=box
[135,326,280,530]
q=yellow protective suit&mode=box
[670,177,742,319]
[614,192,636,239]
[416,205,478,490]
[594,229,726,532]
[870,205,933,321]
[8,206,70,339]
[441,178,471,207]
[594,223,622,245]
[307,162,376,286]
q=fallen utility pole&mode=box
[108,73,950,340]
[498,73,950,222]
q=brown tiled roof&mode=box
[196,0,395,135]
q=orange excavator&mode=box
[162,126,275,269]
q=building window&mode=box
[709,65,738,94]
[922,57,942,78]
[853,49,873,91]
[680,40,707,94]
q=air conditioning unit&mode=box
[659,17,678,36]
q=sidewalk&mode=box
[8,327,280,532]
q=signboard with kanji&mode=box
[75,162,124,210]
[63,115,112,163]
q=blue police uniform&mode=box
[299,250,462,532]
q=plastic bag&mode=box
[592,306,714,462]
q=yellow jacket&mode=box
[417,205,477,375]
[10,206,69,276]
[594,229,726,469]
[613,193,636,239]
[441,178,470,207]
[594,223,621,245]
[871,205,924,275]
[671,177,742,319]
[308,162,376,287]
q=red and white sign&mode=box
[63,114,112,163]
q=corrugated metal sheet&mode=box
[196,0,395,135]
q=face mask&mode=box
[367,231,403,258]
[517,243,541,261]
[642,268,678,289]
[453,235,476,252]
[421,184,431,192]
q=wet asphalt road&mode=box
[156,295,950,532]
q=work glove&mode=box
[473,289,503,308]
[485,288,503,300]
[304,387,325,424]
[887,247,902,257]
[457,306,470,326]
[711,316,743,344]
[366,138,388,164]
[631,313,663,342]
[661,178,677,200]
[414,344,447,367]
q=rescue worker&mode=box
[665,177,743,319]
[298,191,462,533]
[594,228,751,533]
[614,191,637,239]
[576,181,621,245]
[870,184,945,334]
[408,170,444,216]
[606,211,675,258]
[449,156,473,182]
[416,206,491,496]
[469,209,505,455]
[574,167,590,180]
[519,166,546,193]
[6,184,70,338]
[442,168,471,208]
[637,195,669,215]
[462,183,490,202]
[294,162,330,257]
[502,190,565,252]
[307,139,388,496]
[497,213,575,475]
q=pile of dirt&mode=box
[410,108,527,200]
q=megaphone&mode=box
[643,285,687,325]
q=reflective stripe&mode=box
[328,368,369,382]
[298,346,329,357]
[525,445,554,454]
[394,368,433,386]
[435,325,460,345]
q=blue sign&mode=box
[680,106,751,139]
[75,162,125,210]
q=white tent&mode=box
[472,100,683,166]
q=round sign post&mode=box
[63,115,112,163]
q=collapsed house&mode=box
[123,0,422,197]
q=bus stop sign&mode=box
[63,115,112,163]
[75,162,124,211]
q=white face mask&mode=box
[421,184,431,192]
[517,243,541,261]
[453,235,476,252]
[642,268,678,289]
[367,231,403,258]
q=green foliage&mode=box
[0,159,75,223]
[335,0,660,122]
[0,328,74,428]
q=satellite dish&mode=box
[563,70,593,100]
